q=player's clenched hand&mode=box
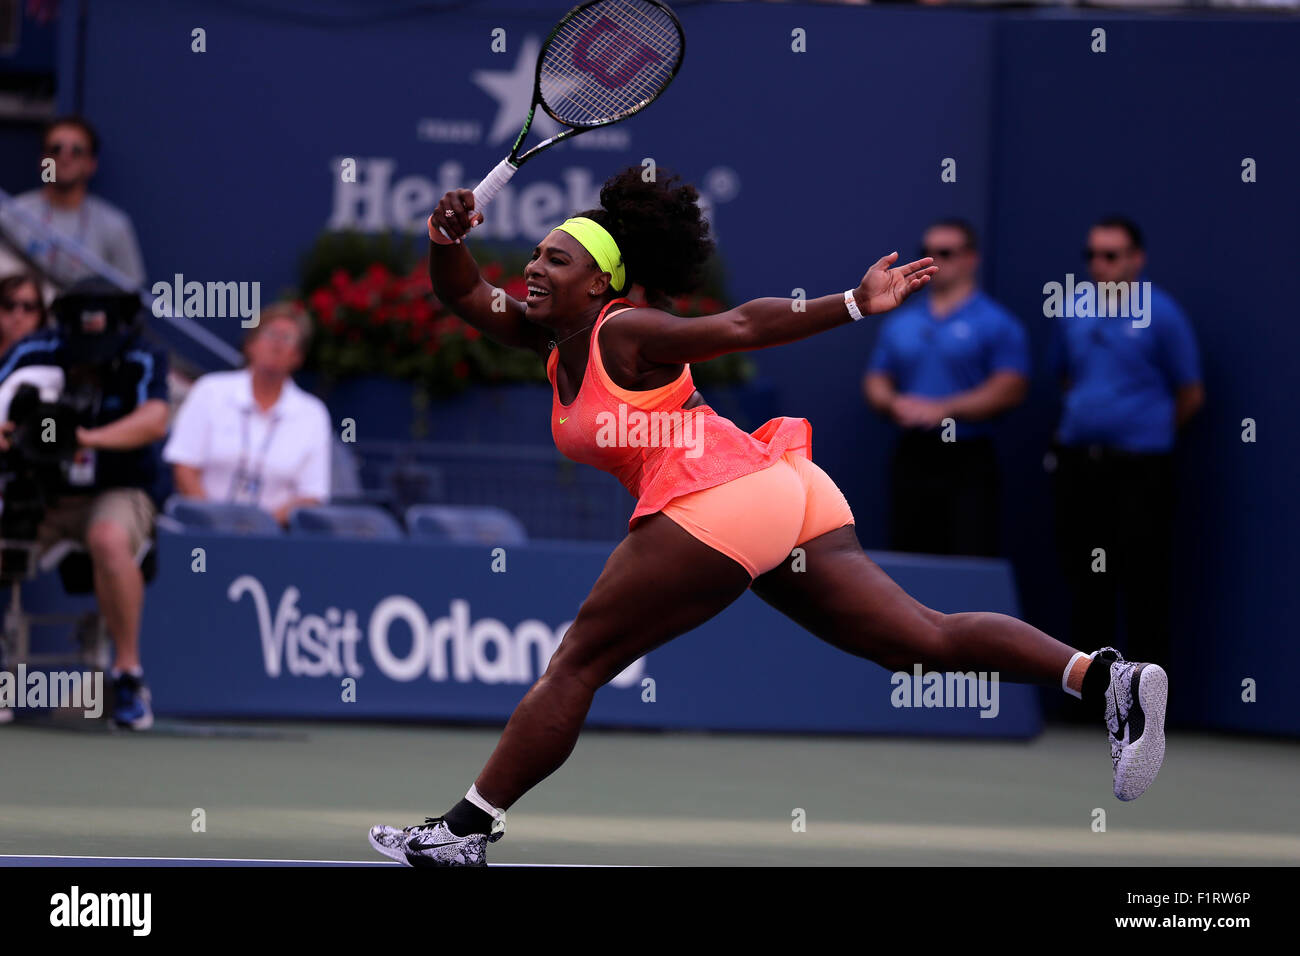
[431,189,485,245]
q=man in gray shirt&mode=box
[2,116,146,287]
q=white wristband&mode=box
[843,289,864,321]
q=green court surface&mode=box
[1,719,1297,866]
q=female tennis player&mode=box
[369,168,1168,866]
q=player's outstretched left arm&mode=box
[605,252,936,366]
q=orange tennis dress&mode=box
[547,297,854,578]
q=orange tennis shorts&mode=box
[658,450,855,580]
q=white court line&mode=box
[0,853,392,865]
[0,854,635,867]
[513,817,1300,861]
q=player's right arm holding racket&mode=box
[426,0,685,356]
[428,189,551,357]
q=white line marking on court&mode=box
[0,854,636,867]
[492,862,647,867]
[0,854,394,865]
[503,815,1300,862]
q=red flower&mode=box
[329,269,351,292]
[342,285,373,311]
[453,360,469,379]
[411,298,435,324]
[309,288,336,314]
[312,297,340,326]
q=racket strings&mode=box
[545,22,668,120]
[540,0,682,126]
[549,7,677,103]
[543,35,674,123]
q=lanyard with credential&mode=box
[227,407,281,506]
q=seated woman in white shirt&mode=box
[163,303,332,525]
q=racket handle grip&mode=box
[429,158,519,245]
[472,158,519,210]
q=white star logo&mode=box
[472,37,564,146]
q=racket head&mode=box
[533,0,685,131]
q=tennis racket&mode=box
[432,0,685,243]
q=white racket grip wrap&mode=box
[473,158,519,210]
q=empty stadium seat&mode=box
[165,497,282,535]
[287,504,404,539]
[405,505,528,545]
[387,462,446,512]
[330,438,365,499]
[350,441,628,541]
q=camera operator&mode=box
[0,278,168,730]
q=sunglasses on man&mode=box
[1084,248,1130,263]
[920,246,968,260]
[44,142,89,158]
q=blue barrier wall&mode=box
[122,530,1039,736]
[13,2,1294,734]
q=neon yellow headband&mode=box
[553,216,625,292]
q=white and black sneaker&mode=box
[368,815,505,867]
[1093,647,1168,801]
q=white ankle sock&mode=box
[465,784,505,821]
[1061,651,1090,699]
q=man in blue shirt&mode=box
[863,219,1029,556]
[0,280,169,729]
[1051,216,1204,668]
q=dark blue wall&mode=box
[986,14,1299,733]
[13,1,1295,733]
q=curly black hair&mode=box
[575,166,714,307]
